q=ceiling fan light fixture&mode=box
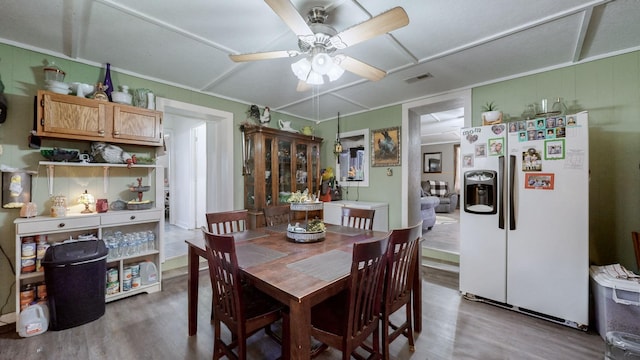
[291,58,311,81]
[306,70,324,85]
[311,53,333,75]
[326,62,345,82]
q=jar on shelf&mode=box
[50,195,67,217]
[552,97,568,115]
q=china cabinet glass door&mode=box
[278,139,292,199]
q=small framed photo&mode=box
[475,143,487,157]
[488,137,504,156]
[545,138,565,160]
[522,147,543,171]
[462,153,474,168]
[525,173,555,190]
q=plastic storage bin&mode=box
[590,265,640,339]
[42,240,108,330]
[606,331,640,360]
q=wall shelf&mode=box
[39,161,158,195]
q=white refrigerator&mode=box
[459,111,589,329]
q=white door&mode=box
[506,112,589,325]
[459,125,508,302]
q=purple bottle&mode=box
[103,63,113,101]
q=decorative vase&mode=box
[103,63,113,101]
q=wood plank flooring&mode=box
[0,267,605,359]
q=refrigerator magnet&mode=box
[544,139,565,160]
[524,173,554,190]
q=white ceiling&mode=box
[1,0,639,127]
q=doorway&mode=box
[401,90,471,268]
[156,98,234,261]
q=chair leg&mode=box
[382,311,390,360]
[405,303,415,352]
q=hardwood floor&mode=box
[0,267,605,359]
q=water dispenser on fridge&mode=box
[464,170,497,214]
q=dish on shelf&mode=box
[130,186,151,192]
[40,148,79,162]
[127,200,154,210]
[110,199,127,210]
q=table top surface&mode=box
[186,226,388,302]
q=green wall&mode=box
[0,43,309,317]
[472,50,640,271]
[316,105,404,229]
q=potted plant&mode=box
[482,101,503,125]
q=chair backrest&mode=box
[202,228,245,331]
[633,232,640,271]
[341,207,375,230]
[263,204,291,227]
[346,236,388,341]
[384,223,422,311]
[206,209,248,234]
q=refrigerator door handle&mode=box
[498,155,505,229]
[509,155,516,230]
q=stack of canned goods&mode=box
[104,230,156,260]
[106,262,144,295]
[19,282,47,311]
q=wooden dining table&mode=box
[185,224,423,360]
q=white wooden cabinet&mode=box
[323,200,389,232]
[14,209,163,323]
[13,162,164,330]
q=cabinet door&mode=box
[278,138,293,196]
[38,92,108,139]
[113,106,163,145]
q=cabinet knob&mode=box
[58,223,66,228]
[130,215,136,220]
[114,131,120,136]
[98,130,105,135]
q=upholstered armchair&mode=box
[422,180,458,213]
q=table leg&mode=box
[188,246,200,336]
[289,299,311,360]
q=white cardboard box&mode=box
[590,265,640,339]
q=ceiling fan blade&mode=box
[230,50,298,62]
[296,80,311,92]
[265,0,313,36]
[336,55,386,81]
[331,7,409,49]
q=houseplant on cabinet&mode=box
[481,101,503,125]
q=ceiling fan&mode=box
[229,0,409,88]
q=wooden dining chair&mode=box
[381,222,423,359]
[263,204,291,227]
[632,232,640,271]
[309,236,389,360]
[206,209,248,234]
[341,207,376,230]
[202,228,289,360]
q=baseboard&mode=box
[422,258,460,273]
[0,312,16,326]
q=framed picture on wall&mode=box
[371,126,401,167]
[423,152,442,173]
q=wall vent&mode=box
[405,72,433,84]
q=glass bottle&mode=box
[103,63,113,101]
[552,97,567,115]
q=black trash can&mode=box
[42,240,108,330]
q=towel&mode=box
[601,263,640,280]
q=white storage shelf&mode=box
[14,209,163,330]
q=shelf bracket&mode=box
[46,164,55,196]
[103,166,110,194]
